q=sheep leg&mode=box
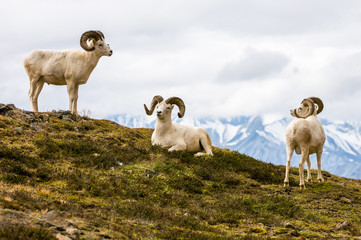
[305,155,312,183]
[168,143,186,152]
[299,148,309,189]
[284,144,294,187]
[195,132,213,157]
[316,149,324,182]
[67,82,79,115]
[29,80,44,113]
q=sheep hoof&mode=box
[318,178,324,183]
[306,178,312,183]
[299,184,306,190]
[283,182,289,188]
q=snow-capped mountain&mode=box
[109,114,361,179]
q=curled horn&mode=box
[165,97,186,118]
[309,97,324,114]
[95,31,105,39]
[80,30,104,51]
[144,95,164,115]
[295,98,315,119]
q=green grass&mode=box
[0,224,56,240]
[0,109,360,239]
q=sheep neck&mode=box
[84,52,101,70]
[155,117,173,136]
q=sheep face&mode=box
[144,96,185,119]
[290,99,315,118]
[80,31,113,57]
[156,102,174,120]
[94,39,113,57]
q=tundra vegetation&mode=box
[0,105,360,239]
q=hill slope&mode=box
[0,104,361,239]
[112,114,361,179]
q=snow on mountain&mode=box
[109,114,361,179]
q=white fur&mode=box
[284,101,326,189]
[23,33,112,115]
[151,100,213,157]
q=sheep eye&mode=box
[167,107,171,110]
[99,44,103,47]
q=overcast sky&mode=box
[1,0,361,121]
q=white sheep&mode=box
[284,97,326,189]
[144,95,213,157]
[24,30,112,115]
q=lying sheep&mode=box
[144,95,213,157]
[24,30,112,115]
[284,97,326,189]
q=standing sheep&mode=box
[24,30,112,115]
[284,97,326,189]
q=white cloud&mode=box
[217,48,290,81]
[1,0,361,121]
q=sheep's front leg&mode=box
[284,144,294,187]
[67,82,79,115]
[316,149,324,182]
[29,79,44,113]
[305,155,312,183]
[168,143,186,152]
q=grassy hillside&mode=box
[0,104,360,239]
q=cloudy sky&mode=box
[1,0,361,121]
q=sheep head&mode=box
[291,97,324,118]
[80,30,113,56]
[144,96,186,119]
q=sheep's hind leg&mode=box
[284,144,294,187]
[316,149,324,182]
[305,155,312,183]
[29,79,44,113]
[197,132,213,157]
[299,148,309,189]
[194,152,208,157]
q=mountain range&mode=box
[109,114,361,179]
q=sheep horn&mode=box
[309,97,324,114]
[165,97,186,118]
[298,98,315,118]
[80,30,103,51]
[144,95,164,115]
[95,31,105,39]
